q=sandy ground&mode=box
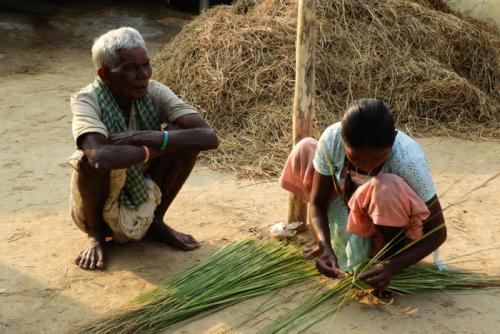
[451,0,500,27]
[0,2,499,334]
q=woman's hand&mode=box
[358,261,395,289]
[316,248,345,278]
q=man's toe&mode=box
[78,254,86,268]
[96,259,106,270]
[187,235,199,245]
[83,256,91,270]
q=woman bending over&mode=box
[280,99,447,289]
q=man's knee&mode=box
[178,151,199,162]
[156,151,199,166]
[75,155,109,196]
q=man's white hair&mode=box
[91,27,147,68]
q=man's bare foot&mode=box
[145,220,199,251]
[74,236,106,270]
[304,243,321,259]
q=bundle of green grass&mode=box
[74,239,318,334]
[75,238,500,334]
[153,0,499,177]
[259,264,500,333]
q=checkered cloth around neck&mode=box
[93,77,160,208]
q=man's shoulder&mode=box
[148,79,169,94]
[147,80,177,103]
[71,83,98,107]
[147,79,165,89]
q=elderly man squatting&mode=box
[68,27,219,270]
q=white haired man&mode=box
[68,27,219,270]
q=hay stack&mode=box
[153,0,499,177]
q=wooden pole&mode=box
[199,0,209,12]
[288,0,316,230]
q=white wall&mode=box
[448,0,500,28]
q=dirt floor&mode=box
[0,1,499,333]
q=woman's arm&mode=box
[358,194,447,288]
[310,170,344,278]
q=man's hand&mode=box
[358,261,394,289]
[315,248,345,278]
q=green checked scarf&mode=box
[93,77,160,208]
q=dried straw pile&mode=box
[153,0,500,177]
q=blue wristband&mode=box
[161,131,169,150]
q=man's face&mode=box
[105,47,152,100]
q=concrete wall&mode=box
[448,0,500,28]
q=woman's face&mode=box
[344,144,391,172]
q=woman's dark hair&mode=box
[341,99,396,206]
[341,99,396,149]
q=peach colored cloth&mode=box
[279,137,318,202]
[347,173,430,241]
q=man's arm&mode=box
[109,114,219,152]
[359,195,447,288]
[79,133,151,171]
[80,114,219,171]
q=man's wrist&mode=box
[160,130,169,150]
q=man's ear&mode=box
[97,67,111,85]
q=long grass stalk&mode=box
[258,263,500,334]
[259,278,352,334]
[74,239,318,334]
[257,183,497,333]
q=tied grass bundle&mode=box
[75,239,317,334]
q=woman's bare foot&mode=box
[74,236,106,270]
[145,220,199,251]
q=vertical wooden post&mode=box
[288,0,316,230]
[199,0,209,12]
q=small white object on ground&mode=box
[270,222,297,240]
[433,248,448,271]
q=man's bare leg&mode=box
[73,156,109,270]
[145,151,200,251]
